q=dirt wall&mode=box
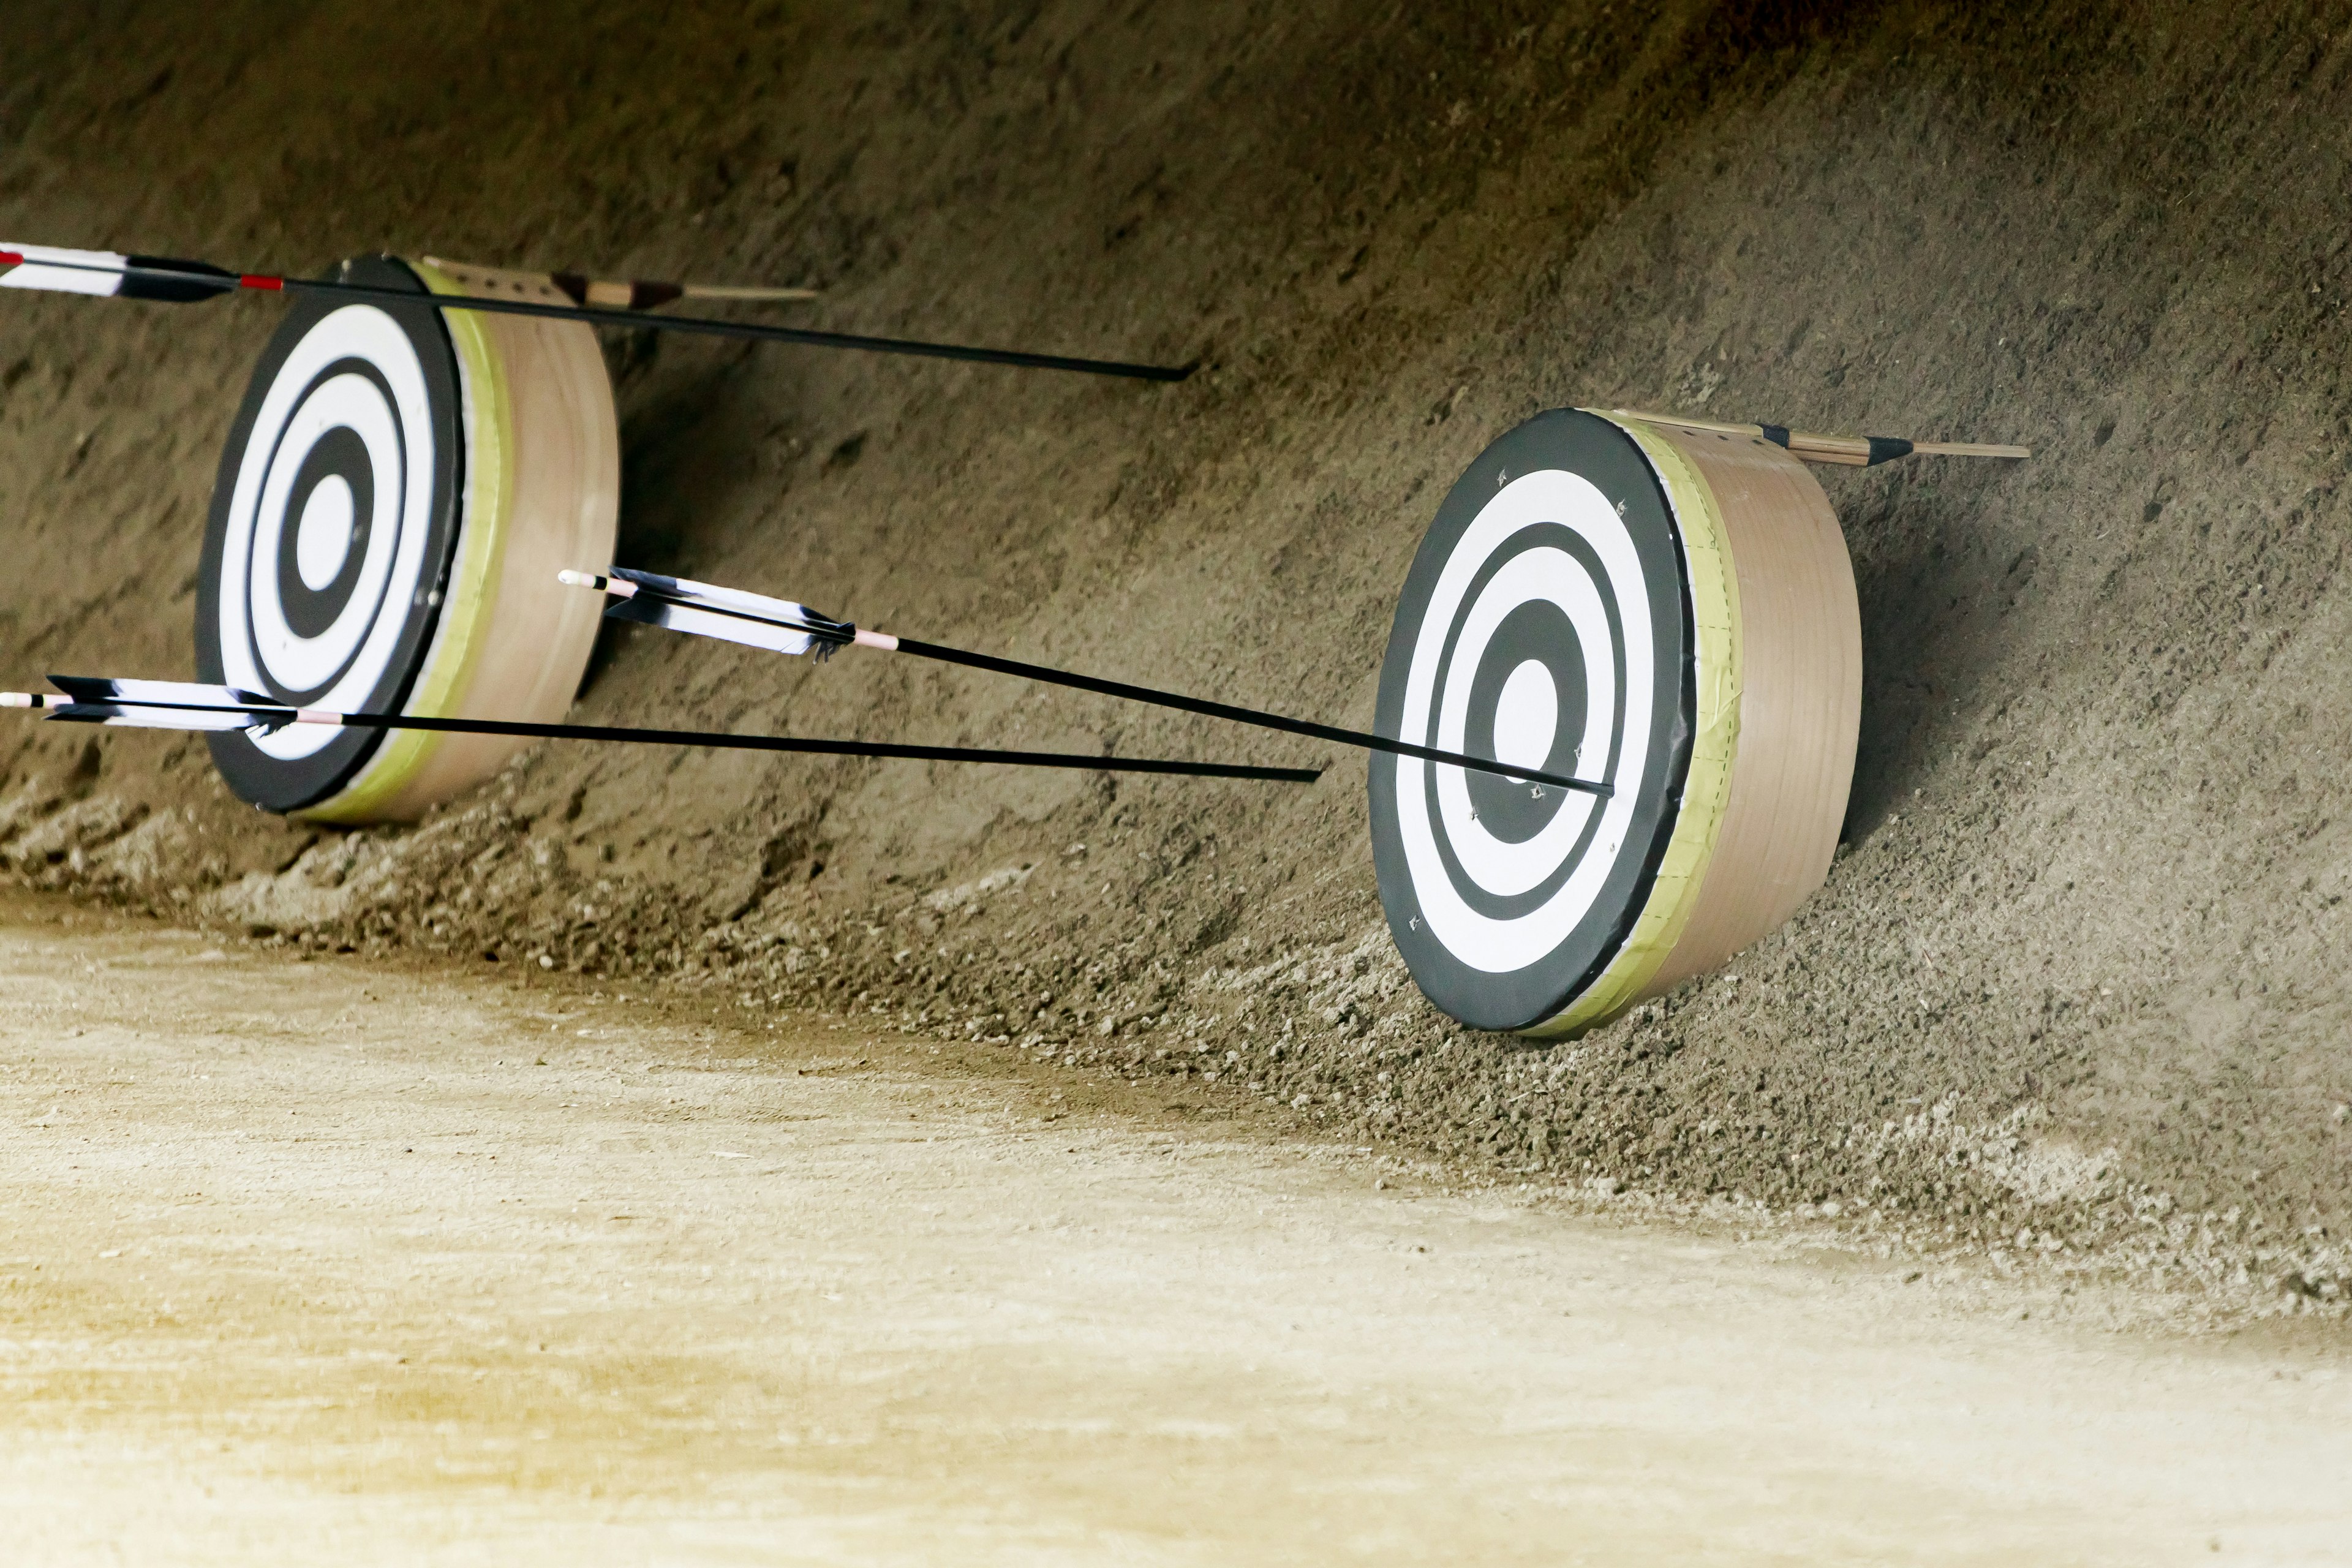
[2,0,2348,1313]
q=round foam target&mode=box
[1370,407,1860,1036]
[196,255,619,821]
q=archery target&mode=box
[1371,410,1691,1032]
[197,255,619,820]
[196,256,459,810]
[1371,408,1860,1036]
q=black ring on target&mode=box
[1368,409,1695,1031]
[195,256,462,812]
[270,388,388,649]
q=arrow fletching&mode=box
[0,244,237,302]
[12,677,290,731]
[562,567,854,658]
[559,565,1613,797]
[0,244,129,297]
[4,241,1189,382]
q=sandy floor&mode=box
[0,899,2342,1566]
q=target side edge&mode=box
[1518,415,1746,1037]
[1642,431,1860,989]
[297,259,514,823]
[296,260,617,824]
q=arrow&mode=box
[1,679,1319,785]
[1607,408,2030,466]
[559,568,1615,799]
[419,255,820,312]
[0,243,1191,383]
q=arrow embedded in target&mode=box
[0,243,1190,383]
[418,255,821,311]
[0,679,1317,784]
[557,568,1615,799]
[1607,408,2030,466]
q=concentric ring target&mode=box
[1372,410,1691,1032]
[1371,408,1861,1036]
[197,257,461,809]
[197,255,619,821]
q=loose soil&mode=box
[2,896,2345,1563]
[0,2,2348,1318]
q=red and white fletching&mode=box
[0,243,131,296]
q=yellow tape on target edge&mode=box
[296,260,517,824]
[1520,415,1743,1037]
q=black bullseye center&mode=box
[273,424,376,641]
[1461,599,1583,843]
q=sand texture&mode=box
[2,899,2345,1563]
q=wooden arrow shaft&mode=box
[1607,408,2029,466]
[422,256,820,312]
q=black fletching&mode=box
[119,255,238,303]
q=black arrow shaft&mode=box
[50,700,1316,782]
[591,585,1613,799]
[277,276,1189,382]
[68,254,1191,383]
[884,636,1612,798]
[335,710,1303,778]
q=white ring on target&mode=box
[1491,660,1558,772]
[1431,546,1615,898]
[294,473,357,591]
[212,305,440,760]
[1393,469,1656,973]
[250,373,402,692]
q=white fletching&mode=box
[614,598,827,657]
[613,568,820,625]
[583,567,844,658]
[73,677,268,707]
[0,243,129,296]
[41,677,286,733]
[87,707,262,732]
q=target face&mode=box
[1370,409,1694,1031]
[195,257,462,812]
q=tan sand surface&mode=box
[1,901,2342,1566]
